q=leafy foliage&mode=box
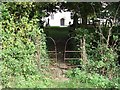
[74,28,119,78]
[66,68,119,88]
[0,3,49,88]
[0,2,120,88]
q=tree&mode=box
[58,2,102,27]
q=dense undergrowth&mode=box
[0,2,120,89]
[0,3,50,88]
[66,68,120,88]
[67,27,120,88]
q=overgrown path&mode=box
[44,27,72,81]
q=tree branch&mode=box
[106,3,120,47]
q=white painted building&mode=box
[42,10,111,27]
[42,11,73,27]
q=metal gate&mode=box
[46,37,57,63]
[63,37,81,62]
[46,37,81,66]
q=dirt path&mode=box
[48,38,70,81]
[45,28,73,81]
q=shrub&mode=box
[0,3,49,88]
[72,28,119,78]
[66,68,119,88]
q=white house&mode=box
[42,10,112,27]
[42,11,73,27]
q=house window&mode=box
[51,14,54,19]
[60,18,65,26]
[70,12,74,19]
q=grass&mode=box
[0,85,2,90]
[54,80,96,88]
[44,27,70,40]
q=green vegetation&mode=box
[66,27,120,88]
[0,2,120,89]
[44,27,69,40]
[65,68,119,88]
[0,3,49,88]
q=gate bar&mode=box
[64,37,81,62]
[46,37,57,63]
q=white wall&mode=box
[45,11,73,27]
